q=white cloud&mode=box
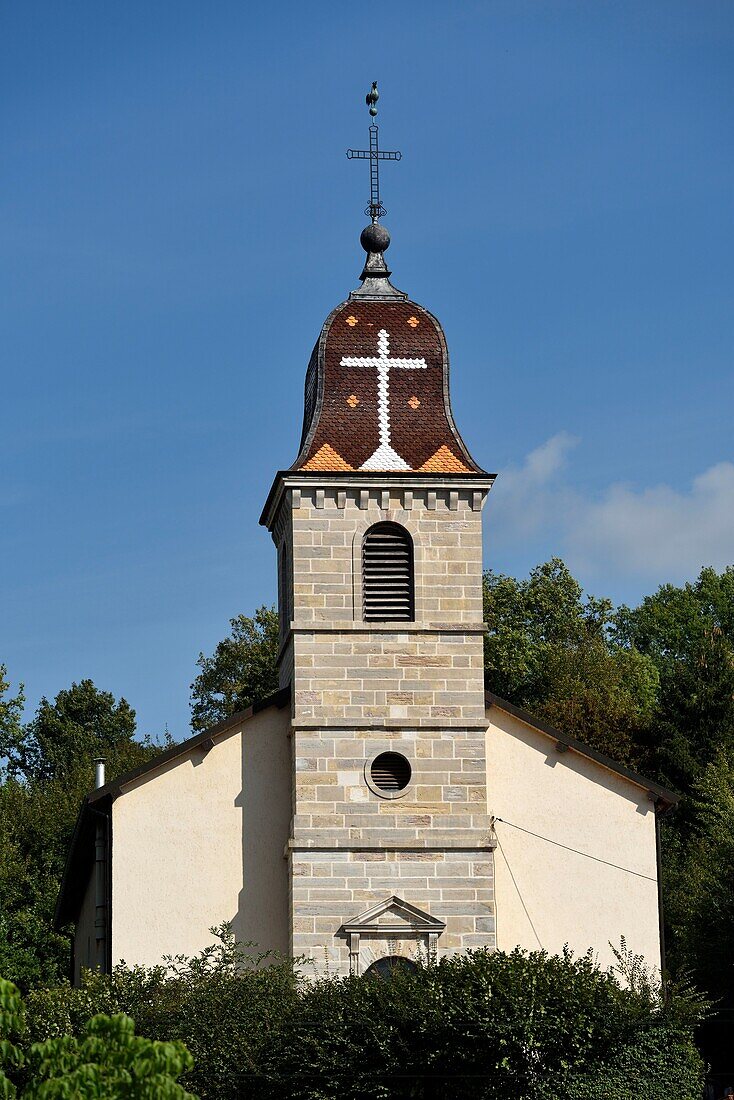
[489,437,734,582]
[568,462,734,579]
[488,432,579,540]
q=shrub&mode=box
[561,1026,704,1100]
[258,946,705,1100]
[1,977,195,1099]
[20,933,705,1100]
[24,927,299,1100]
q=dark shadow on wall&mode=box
[232,698,292,958]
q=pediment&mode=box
[339,895,446,936]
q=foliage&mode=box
[1,976,195,1099]
[257,946,704,1100]
[560,1026,704,1100]
[616,566,734,795]
[0,668,25,779]
[663,751,734,1003]
[190,607,280,731]
[22,1014,195,1099]
[483,560,658,764]
[24,927,299,1100]
[0,976,25,1099]
[0,683,168,990]
[21,938,704,1100]
[2,680,143,786]
[0,772,85,989]
[611,565,734,1041]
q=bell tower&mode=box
[260,88,496,974]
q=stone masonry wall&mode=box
[290,848,495,971]
[288,720,495,970]
[289,484,485,624]
[266,477,495,975]
[291,726,490,849]
[283,483,488,727]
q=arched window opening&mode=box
[365,956,418,979]
[362,523,414,622]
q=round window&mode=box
[370,751,412,793]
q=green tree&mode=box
[483,560,657,764]
[615,566,734,793]
[663,750,734,1003]
[2,681,141,785]
[0,666,25,778]
[190,608,279,732]
[1,976,195,1099]
[0,778,72,990]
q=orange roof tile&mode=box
[418,446,470,473]
[301,443,354,472]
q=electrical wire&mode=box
[492,816,657,883]
[493,830,543,950]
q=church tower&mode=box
[57,87,671,985]
[260,89,495,973]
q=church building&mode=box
[56,92,676,982]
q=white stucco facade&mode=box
[108,702,291,968]
[487,704,661,972]
[67,695,664,981]
[67,693,666,979]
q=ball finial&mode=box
[360,222,390,254]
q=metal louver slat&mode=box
[363,522,414,622]
[370,752,412,791]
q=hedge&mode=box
[16,930,704,1100]
[0,976,194,1099]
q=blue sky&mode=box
[2,1,733,740]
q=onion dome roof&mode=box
[290,227,485,476]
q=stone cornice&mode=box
[260,471,494,531]
[285,838,496,852]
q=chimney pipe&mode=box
[94,757,106,789]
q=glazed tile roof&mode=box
[292,297,484,475]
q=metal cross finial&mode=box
[346,82,402,222]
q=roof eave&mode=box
[86,685,291,805]
[485,691,680,810]
[54,685,292,928]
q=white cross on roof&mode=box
[341,329,427,470]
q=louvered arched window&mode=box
[362,522,414,622]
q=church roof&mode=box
[288,224,486,477]
[53,686,291,929]
[485,692,679,810]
